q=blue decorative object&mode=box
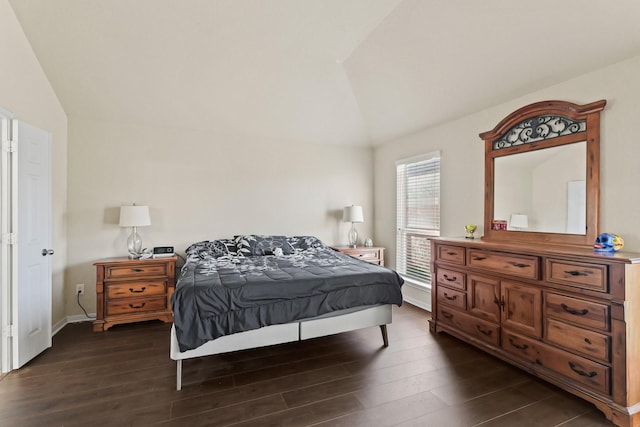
[593,233,624,252]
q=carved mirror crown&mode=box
[479,99,606,247]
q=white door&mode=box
[12,120,52,368]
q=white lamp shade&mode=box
[343,205,364,223]
[510,214,528,229]
[119,205,151,227]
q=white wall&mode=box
[375,54,640,276]
[66,118,374,315]
[0,0,68,325]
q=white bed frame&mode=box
[170,304,392,390]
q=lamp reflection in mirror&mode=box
[119,204,151,257]
[343,205,364,248]
[510,214,529,230]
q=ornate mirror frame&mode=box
[479,99,606,247]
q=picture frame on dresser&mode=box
[429,100,640,427]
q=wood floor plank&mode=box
[0,304,616,427]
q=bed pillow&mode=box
[234,235,294,256]
[287,236,328,251]
[185,239,236,259]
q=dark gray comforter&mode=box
[172,242,404,352]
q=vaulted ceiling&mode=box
[9,0,640,146]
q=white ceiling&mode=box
[9,0,640,146]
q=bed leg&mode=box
[176,360,182,391]
[380,325,389,347]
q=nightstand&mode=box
[333,246,385,266]
[93,256,177,332]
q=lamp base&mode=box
[347,224,358,248]
[127,227,143,257]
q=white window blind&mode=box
[396,152,441,286]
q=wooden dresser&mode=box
[430,237,640,427]
[93,256,176,332]
[333,246,385,266]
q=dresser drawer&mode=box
[107,280,167,299]
[436,245,465,265]
[545,318,610,362]
[502,331,610,395]
[436,267,466,290]
[437,306,499,346]
[545,259,607,292]
[468,250,539,279]
[104,263,168,279]
[436,286,466,310]
[545,293,609,332]
[106,296,167,316]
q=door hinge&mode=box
[1,233,16,245]
[3,325,13,338]
[1,139,15,153]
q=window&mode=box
[396,151,441,287]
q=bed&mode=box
[169,235,404,390]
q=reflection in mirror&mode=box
[493,142,586,234]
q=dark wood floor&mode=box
[0,304,615,426]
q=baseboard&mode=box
[402,282,432,312]
[52,313,96,336]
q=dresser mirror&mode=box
[479,100,606,246]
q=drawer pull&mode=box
[446,251,458,256]
[568,361,597,378]
[472,256,487,261]
[508,337,529,350]
[443,293,457,301]
[129,287,146,293]
[508,262,529,268]
[565,270,591,277]
[476,325,493,336]
[443,274,458,282]
[128,303,146,309]
[133,268,144,273]
[441,311,453,320]
[584,338,592,345]
[561,303,589,316]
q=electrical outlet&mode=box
[76,283,85,295]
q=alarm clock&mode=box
[152,246,175,258]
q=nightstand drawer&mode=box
[333,246,385,266]
[107,280,166,299]
[107,296,167,316]
[104,263,168,279]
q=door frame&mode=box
[0,107,14,372]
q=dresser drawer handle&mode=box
[441,311,453,320]
[472,256,487,261]
[508,337,529,350]
[446,251,458,256]
[565,270,591,277]
[129,287,146,293]
[443,274,457,282]
[133,268,144,273]
[128,303,146,309]
[508,262,529,268]
[443,293,457,301]
[568,361,597,378]
[476,325,493,336]
[561,303,588,316]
